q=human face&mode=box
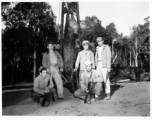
[83,44,89,50]
[86,64,92,72]
[40,70,47,77]
[97,40,104,47]
[47,44,54,51]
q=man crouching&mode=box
[32,66,56,107]
[74,61,103,104]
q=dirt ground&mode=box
[2,81,150,116]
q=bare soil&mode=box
[2,81,150,116]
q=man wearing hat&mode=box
[74,40,95,86]
[95,37,111,100]
[32,66,55,107]
[74,60,103,104]
[42,41,64,99]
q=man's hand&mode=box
[73,67,78,72]
[88,78,93,82]
[106,70,110,80]
[84,88,89,93]
[96,46,99,51]
[47,69,50,73]
[60,68,64,72]
[44,88,49,93]
[107,69,111,73]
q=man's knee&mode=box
[74,90,78,97]
[94,82,103,92]
[31,91,43,103]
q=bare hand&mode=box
[60,68,64,72]
[96,46,99,51]
[47,69,50,73]
[44,89,49,93]
[85,89,89,93]
[73,68,78,72]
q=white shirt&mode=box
[98,45,103,61]
[49,51,57,64]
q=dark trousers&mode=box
[31,88,56,106]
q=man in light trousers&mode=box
[95,37,111,100]
[42,41,64,99]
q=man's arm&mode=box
[106,46,111,71]
[91,52,95,69]
[95,51,98,68]
[75,52,81,70]
[42,53,48,69]
[56,51,64,68]
[33,78,44,95]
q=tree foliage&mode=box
[2,2,57,85]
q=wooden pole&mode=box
[60,2,64,55]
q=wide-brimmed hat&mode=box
[96,37,104,42]
[82,40,90,46]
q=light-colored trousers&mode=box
[78,70,85,87]
[49,65,64,98]
[96,61,111,94]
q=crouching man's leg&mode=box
[31,91,43,104]
[41,88,56,107]
[92,82,103,103]
[48,88,56,102]
[73,87,86,100]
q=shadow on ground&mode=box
[2,90,31,108]
[100,84,124,100]
[2,87,72,108]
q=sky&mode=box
[49,0,150,36]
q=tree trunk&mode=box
[33,46,36,81]
[130,51,131,66]
[135,53,138,67]
[11,62,14,85]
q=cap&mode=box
[39,66,46,73]
[85,60,92,66]
[96,37,104,42]
[82,40,90,46]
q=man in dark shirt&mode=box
[32,66,55,107]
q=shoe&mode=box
[87,100,91,104]
[90,98,95,104]
[95,97,101,103]
[58,97,64,100]
[42,102,50,107]
[105,94,111,100]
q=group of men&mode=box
[74,37,111,104]
[32,37,111,106]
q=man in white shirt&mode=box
[95,37,111,100]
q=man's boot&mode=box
[105,93,111,100]
[95,96,101,103]
[87,94,92,104]
[41,93,50,107]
